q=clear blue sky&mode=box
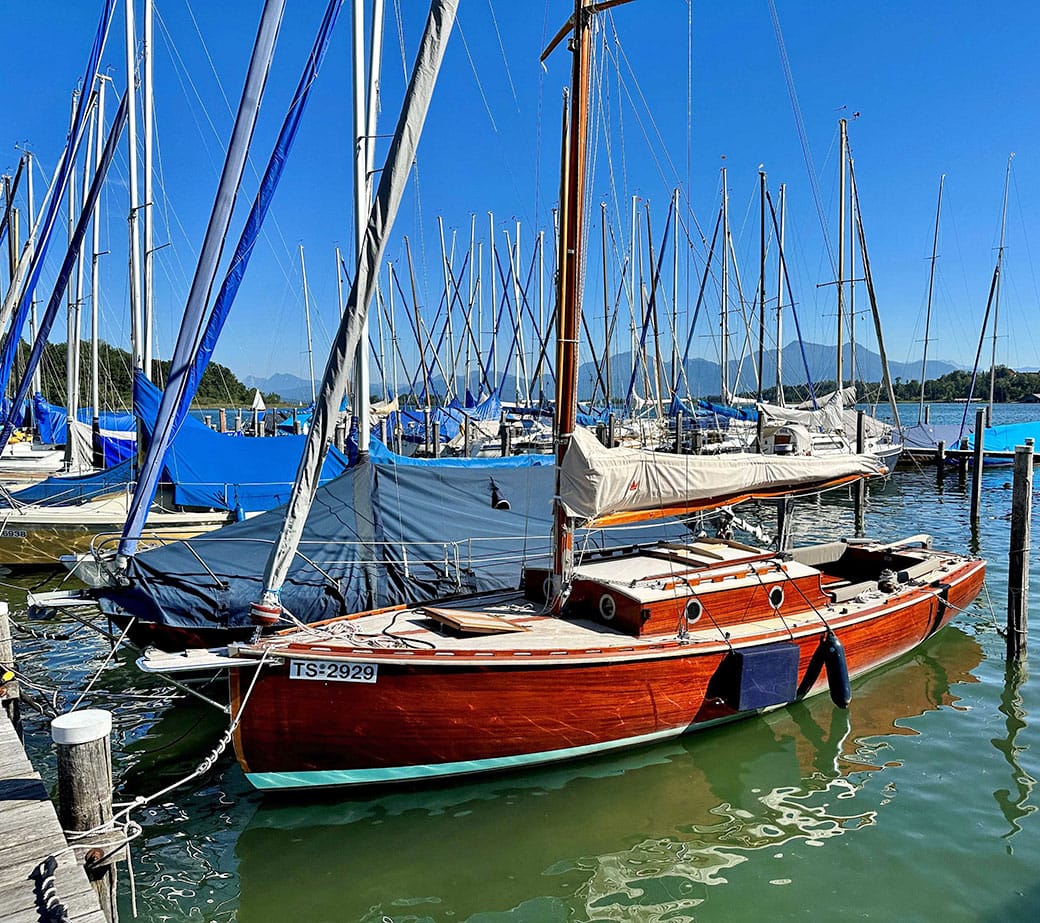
[2,1,1039,393]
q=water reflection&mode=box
[233,626,982,922]
[992,658,1036,842]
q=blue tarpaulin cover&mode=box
[134,376,351,513]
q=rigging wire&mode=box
[767,0,835,273]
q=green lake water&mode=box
[2,403,1038,921]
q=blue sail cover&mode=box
[32,394,135,447]
[386,391,504,443]
[967,420,1040,455]
[134,374,350,512]
[0,89,130,456]
[96,449,678,636]
[0,0,116,408]
[121,0,336,556]
[2,458,135,507]
[697,399,758,423]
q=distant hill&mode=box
[244,372,314,404]
[18,340,267,408]
[578,342,960,399]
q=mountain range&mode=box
[245,341,961,403]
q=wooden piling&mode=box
[203,414,213,430]
[970,408,985,525]
[854,410,865,535]
[924,404,931,424]
[423,409,432,455]
[500,412,509,457]
[52,710,118,922]
[432,420,441,458]
[1007,440,1032,659]
[218,408,227,433]
[756,413,765,454]
[292,407,301,436]
[0,602,20,735]
[674,411,683,453]
[936,440,945,485]
[463,416,471,456]
[596,422,607,446]
[252,408,262,438]
[775,497,793,551]
[607,412,615,448]
[235,410,243,434]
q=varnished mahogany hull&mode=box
[232,561,984,789]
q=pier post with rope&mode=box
[970,408,985,526]
[52,709,119,922]
[1007,439,1032,659]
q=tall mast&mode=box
[538,227,546,400]
[334,245,345,317]
[919,174,944,424]
[488,210,497,388]
[757,169,766,401]
[836,118,847,392]
[125,0,143,374]
[720,166,729,401]
[299,244,317,406]
[352,0,385,453]
[671,187,679,400]
[141,0,155,379]
[989,153,1013,425]
[64,89,81,471]
[26,153,41,400]
[775,182,786,405]
[91,80,107,464]
[601,201,611,408]
[545,0,595,604]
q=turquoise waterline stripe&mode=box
[244,723,726,790]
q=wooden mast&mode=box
[545,0,597,608]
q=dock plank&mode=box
[0,710,107,923]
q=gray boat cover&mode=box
[97,453,546,632]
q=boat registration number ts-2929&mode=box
[288,660,378,683]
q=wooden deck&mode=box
[0,711,107,923]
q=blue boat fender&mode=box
[823,631,852,709]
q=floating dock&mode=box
[0,710,107,923]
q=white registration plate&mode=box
[288,659,378,683]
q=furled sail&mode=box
[0,0,116,399]
[118,0,287,558]
[559,425,882,525]
[181,0,343,421]
[0,91,130,457]
[257,0,459,607]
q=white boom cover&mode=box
[758,387,855,432]
[560,426,883,523]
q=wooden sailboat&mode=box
[227,0,985,791]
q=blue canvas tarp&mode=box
[2,458,135,507]
[133,376,350,513]
[32,394,136,448]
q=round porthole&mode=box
[599,593,616,621]
[768,586,785,609]
[684,598,703,624]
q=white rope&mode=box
[70,617,136,711]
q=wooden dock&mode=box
[0,710,107,923]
